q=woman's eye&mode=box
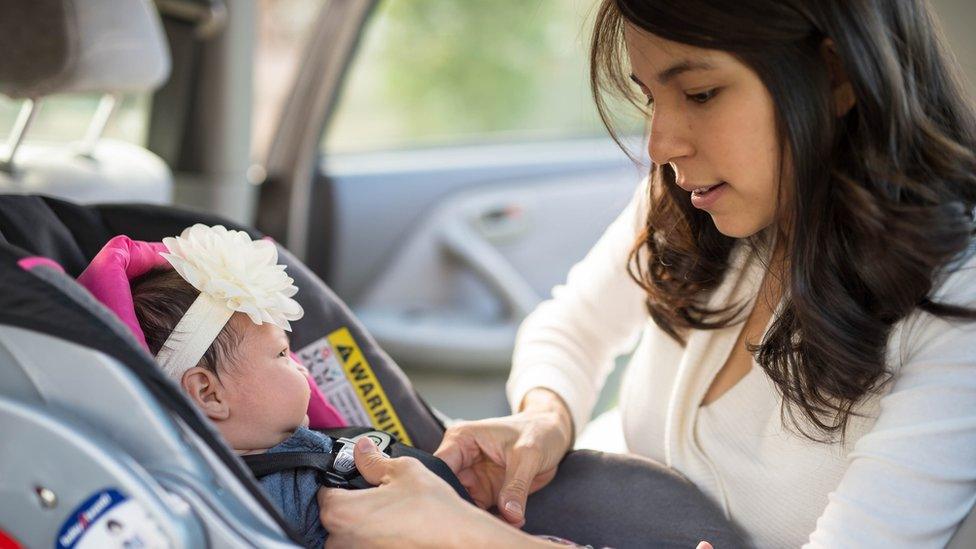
[686,88,718,104]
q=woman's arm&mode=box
[804,259,976,547]
[507,176,653,439]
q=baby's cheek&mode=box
[292,373,313,412]
[234,387,267,417]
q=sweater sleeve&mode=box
[804,255,976,548]
[506,176,652,435]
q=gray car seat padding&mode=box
[0,389,207,548]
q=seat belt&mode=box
[242,428,473,503]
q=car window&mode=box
[322,0,639,155]
[0,94,150,146]
[252,0,327,159]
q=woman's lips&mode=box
[690,181,728,209]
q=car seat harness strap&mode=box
[242,428,472,502]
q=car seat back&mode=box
[0,0,172,204]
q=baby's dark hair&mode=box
[131,268,242,377]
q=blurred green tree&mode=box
[324,0,637,153]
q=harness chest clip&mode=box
[325,431,393,487]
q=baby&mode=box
[82,224,335,548]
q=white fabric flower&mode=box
[160,224,304,331]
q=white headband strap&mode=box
[155,293,234,382]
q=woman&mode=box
[321,0,976,546]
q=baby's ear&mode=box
[181,367,229,421]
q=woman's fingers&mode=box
[498,444,544,527]
[456,468,490,509]
[433,414,567,529]
[434,435,466,473]
[352,437,393,486]
[434,423,489,474]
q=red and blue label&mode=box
[56,489,126,549]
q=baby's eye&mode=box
[278,348,288,358]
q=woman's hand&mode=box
[319,437,544,548]
[434,388,575,527]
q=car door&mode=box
[257,0,649,420]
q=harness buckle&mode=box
[324,431,393,487]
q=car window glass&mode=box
[321,0,641,155]
[253,0,327,159]
[0,94,150,146]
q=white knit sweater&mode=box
[507,177,976,548]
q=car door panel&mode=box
[320,142,642,417]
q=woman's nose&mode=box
[647,109,694,166]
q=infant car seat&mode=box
[0,194,749,548]
[0,195,452,548]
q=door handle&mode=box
[440,214,540,319]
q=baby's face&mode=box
[217,317,311,451]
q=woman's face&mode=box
[624,25,786,238]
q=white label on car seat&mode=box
[297,333,373,426]
[56,488,169,549]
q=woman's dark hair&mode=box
[131,268,242,378]
[591,0,976,442]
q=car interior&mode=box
[1,0,974,547]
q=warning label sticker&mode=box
[297,327,412,445]
[297,333,371,426]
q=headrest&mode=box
[0,0,171,99]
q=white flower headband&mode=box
[154,224,304,382]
